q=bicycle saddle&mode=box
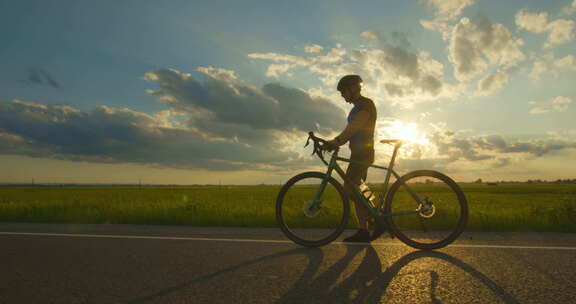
[380,139,404,145]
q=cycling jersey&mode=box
[346,97,376,152]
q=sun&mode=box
[378,120,429,146]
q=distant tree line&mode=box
[474,178,576,184]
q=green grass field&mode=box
[0,184,575,232]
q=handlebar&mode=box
[306,131,326,144]
[305,132,336,165]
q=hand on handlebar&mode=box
[323,139,339,152]
[305,131,339,165]
[306,131,338,153]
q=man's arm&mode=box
[332,110,370,145]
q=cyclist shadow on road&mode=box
[126,246,326,304]
[127,244,520,304]
[276,244,521,304]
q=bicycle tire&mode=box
[384,170,468,250]
[276,171,350,247]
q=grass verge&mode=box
[0,184,574,232]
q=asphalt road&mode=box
[1,223,576,304]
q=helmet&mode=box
[337,75,362,91]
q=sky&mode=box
[1,0,575,185]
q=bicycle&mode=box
[276,132,468,249]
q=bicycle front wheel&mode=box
[384,170,468,249]
[276,172,350,247]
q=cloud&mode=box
[476,70,509,96]
[304,44,324,53]
[390,125,576,174]
[554,54,576,68]
[419,0,475,39]
[0,67,348,171]
[21,67,62,89]
[529,96,573,114]
[372,118,576,176]
[249,33,460,104]
[264,64,292,78]
[248,44,348,81]
[144,67,344,137]
[490,157,511,169]
[3,91,571,176]
[449,17,525,82]
[548,129,576,140]
[248,52,311,66]
[421,0,474,21]
[0,99,296,171]
[563,0,576,15]
[545,19,575,47]
[529,53,576,80]
[429,130,576,161]
[562,0,576,15]
[419,9,524,95]
[515,9,575,48]
[515,10,549,33]
[251,21,523,101]
[528,56,551,80]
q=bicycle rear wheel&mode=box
[276,172,350,247]
[384,170,468,249]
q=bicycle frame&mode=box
[312,144,425,218]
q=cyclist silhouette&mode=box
[325,75,379,242]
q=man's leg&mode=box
[344,167,370,229]
[342,159,371,242]
[354,191,371,229]
[344,150,373,229]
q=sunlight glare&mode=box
[379,120,430,146]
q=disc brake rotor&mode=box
[419,198,436,218]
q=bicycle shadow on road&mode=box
[277,245,521,304]
[127,244,520,304]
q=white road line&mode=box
[1,231,576,250]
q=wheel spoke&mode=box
[419,217,428,233]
